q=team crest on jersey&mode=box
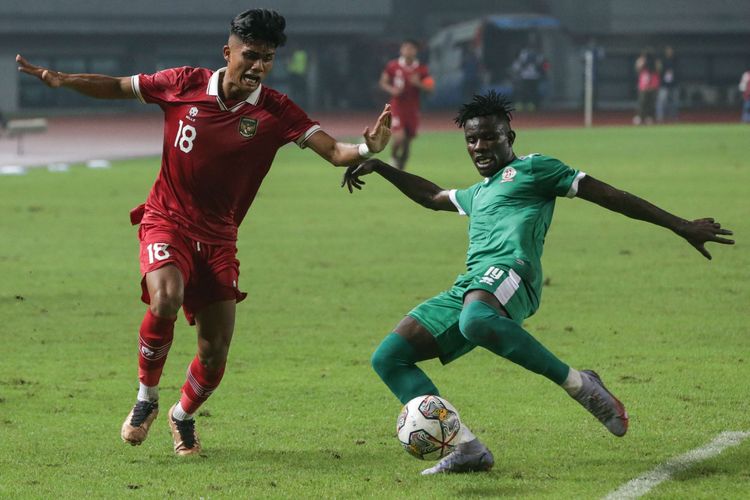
[500,166,517,183]
[239,117,258,138]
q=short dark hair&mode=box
[230,9,287,47]
[454,90,514,128]
[402,38,420,48]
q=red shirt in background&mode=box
[383,57,430,116]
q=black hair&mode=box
[230,9,287,47]
[402,38,420,48]
[454,90,514,128]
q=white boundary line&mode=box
[603,431,750,500]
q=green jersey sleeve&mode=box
[449,183,481,215]
[530,154,586,198]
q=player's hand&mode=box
[674,218,734,260]
[362,104,392,153]
[341,159,382,193]
[16,54,64,88]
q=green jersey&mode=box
[448,154,585,311]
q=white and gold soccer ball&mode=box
[396,395,462,460]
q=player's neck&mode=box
[218,72,251,105]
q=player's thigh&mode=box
[145,265,185,307]
[464,265,536,324]
[139,224,192,307]
[393,316,440,361]
[405,288,477,365]
[183,244,247,325]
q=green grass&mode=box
[1,124,748,499]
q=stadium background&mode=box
[1,0,749,169]
[2,0,750,113]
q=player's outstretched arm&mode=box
[16,54,134,99]
[306,104,391,166]
[576,175,734,260]
[341,158,457,212]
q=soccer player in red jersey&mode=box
[379,39,434,170]
[16,9,391,456]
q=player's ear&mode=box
[223,45,231,63]
[507,129,516,145]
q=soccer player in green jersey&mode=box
[342,91,734,475]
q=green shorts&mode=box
[407,264,537,365]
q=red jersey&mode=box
[130,67,320,243]
[383,57,430,114]
[637,68,660,92]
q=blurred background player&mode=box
[343,91,733,475]
[17,8,391,456]
[379,39,434,170]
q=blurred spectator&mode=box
[656,46,678,122]
[287,47,309,108]
[461,44,482,101]
[740,69,750,123]
[634,49,660,125]
[511,44,547,111]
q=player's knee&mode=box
[371,344,395,381]
[149,287,183,317]
[459,301,500,346]
[371,335,410,381]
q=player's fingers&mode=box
[712,236,735,245]
[715,228,733,235]
[695,243,712,260]
[15,54,31,68]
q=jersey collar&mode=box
[207,67,262,111]
[398,57,419,69]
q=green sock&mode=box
[371,333,440,404]
[459,300,569,384]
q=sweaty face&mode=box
[222,36,275,101]
[463,115,516,178]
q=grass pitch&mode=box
[1,123,748,498]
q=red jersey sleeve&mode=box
[131,67,198,107]
[278,95,320,147]
[419,65,431,80]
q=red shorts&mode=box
[138,223,247,325]
[391,109,419,138]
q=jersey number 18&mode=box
[174,120,197,153]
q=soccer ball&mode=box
[396,395,461,460]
